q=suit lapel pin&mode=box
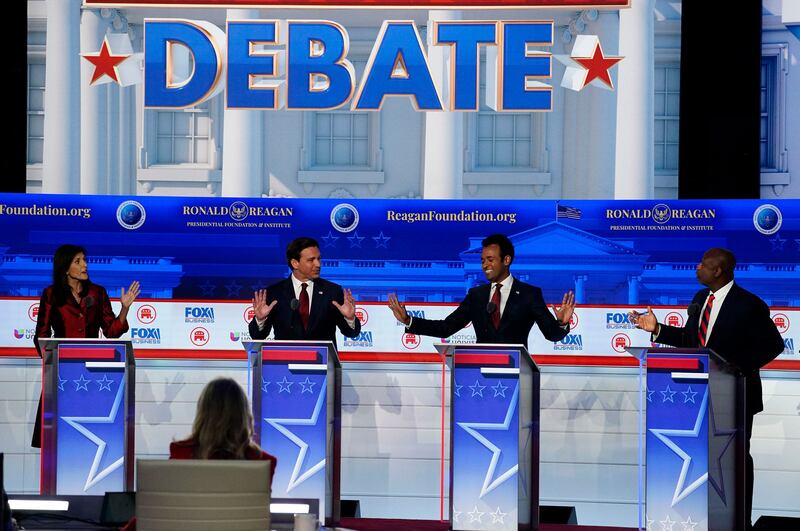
[515,291,520,295]
[318,291,323,295]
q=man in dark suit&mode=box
[629,248,783,528]
[387,234,574,347]
[249,237,360,345]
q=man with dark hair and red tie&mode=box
[387,234,574,348]
[249,237,360,345]
[629,247,783,528]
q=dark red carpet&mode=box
[337,518,635,531]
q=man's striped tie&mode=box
[698,293,715,346]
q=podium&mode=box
[627,347,747,531]
[436,343,540,531]
[37,338,135,496]
[243,340,341,525]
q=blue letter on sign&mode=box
[500,22,553,111]
[144,20,224,108]
[353,21,443,111]
[434,22,497,111]
[227,20,282,109]
[288,22,355,110]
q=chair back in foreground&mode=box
[136,459,271,531]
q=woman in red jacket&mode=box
[170,377,277,484]
[32,244,140,447]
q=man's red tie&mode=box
[299,283,310,330]
[491,283,502,329]
[698,293,715,346]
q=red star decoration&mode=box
[573,43,623,90]
[82,38,130,85]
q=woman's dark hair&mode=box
[52,244,88,305]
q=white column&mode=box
[42,0,81,194]
[221,9,264,197]
[80,9,111,194]
[614,0,655,199]
[422,10,463,199]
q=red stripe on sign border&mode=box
[454,353,511,366]
[58,347,118,360]
[645,358,700,370]
[262,349,318,362]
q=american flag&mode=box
[557,205,582,220]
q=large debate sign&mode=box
[0,194,797,363]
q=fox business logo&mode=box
[605,312,635,330]
[554,334,583,351]
[185,307,215,323]
[131,327,162,344]
[397,309,425,326]
[343,331,373,348]
[783,338,795,355]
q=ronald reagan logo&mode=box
[611,333,631,353]
[131,327,161,344]
[182,203,293,219]
[401,332,421,350]
[331,203,359,233]
[605,205,716,227]
[753,204,782,235]
[28,303,39,322]
[191,327,210,346]
[116,200,146,230]
[185,306,215,323]
[772,313,790,334]
[137,304,157,324]
[664,312,684,328]
[605,312,635,330]
[554,334,583,351]
[343,330,374,348]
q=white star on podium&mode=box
[74,374,91,391]
[490,506,507,524]
[277,376,293,393]
[457,384,519,498]
[61,381,126,491]
[649,390,709,506]
[467,506,485,523]
[469,379,486,398]
[265,379,327,492]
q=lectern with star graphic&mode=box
[436,343,539,531]
[37,338,135,496]
[628,347,747,531]
[244,340,341,526]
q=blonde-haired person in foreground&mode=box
[170,377,277,483]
